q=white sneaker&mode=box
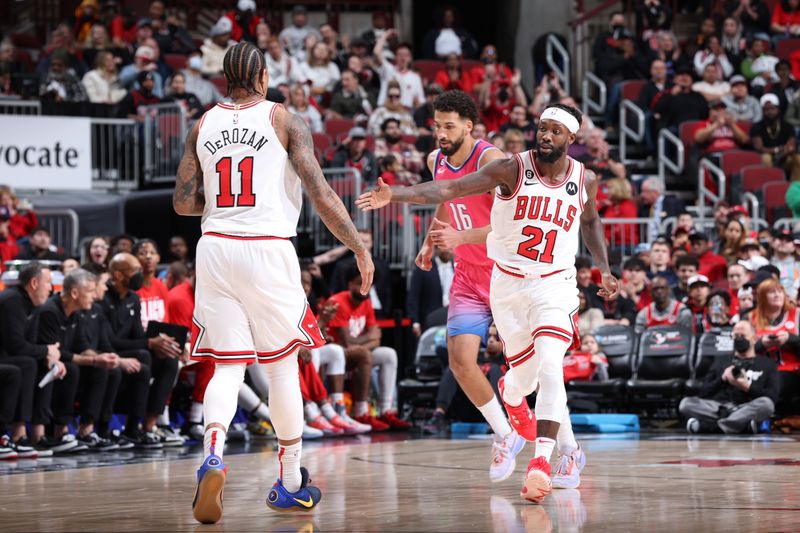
[490,431,526,483]
[156,426,186,447]
[302,423,324,440]
[552,444,586,489]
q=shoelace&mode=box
[491,440,509,465]
[555,454,571,476]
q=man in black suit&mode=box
[407,247,455,336]
[638,176,685,241]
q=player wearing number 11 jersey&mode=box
[174,42,374,524]
[357,103,620,504]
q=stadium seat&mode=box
[397,326,446,416]
[10,32,41,50]
[762,181,791,223]
[413,60,445,84]
[686,329,734,394]
[312,132,332,152]
[324,118,355,140]
[164,53,188,72]
[741,165,786,193]
[679,120,703,166]
[568,325,636,400]
[620,79,647,102]
[777,38,800,60]
[626,326,694,401]
[462,59,482,74]
[210,76,227,97]
[719,150,762,198]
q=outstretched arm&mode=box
[279,106,374,294]
[356,157,518,209]
[580,169,620,300]
[174,123,205,216]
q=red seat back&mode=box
[719,150,761,177]
[620,80,647,102]
[324,118,355,140]
[777,38,800,60]
[741,165,786,193]
[311,132,332,152]
[679,120,703,166]
[164,53,188,72]
[763,181,791,222]
[413,60,445,84]
[210,76,227,97]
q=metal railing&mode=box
[741,192,760,222]
[657,128,684,184]
[37,208,80,256]
[90,117,140,191]
[581,72,606,119]
[774,218,800,233]
[698,158,726,226]
[0,99,40,115]
[142,103,187,185]
[546,34,570,97]
[303,167,365,254]
[619,100,645,165]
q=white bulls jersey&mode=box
[197,100,301,237]
[486,150,586,277]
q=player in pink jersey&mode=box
[414,91,525,482]
[358,103,620,503]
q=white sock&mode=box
[478,396,513,438]
[203,427,225,460]
[320,402,337,420]
[253,401,271,422]
[372,347,397,413]
[278,441,302,492]
[353,401,369,417]
[557,409,578,454]
[189,401,203,424]
[304,402,321,421]
[331,392,344,405]
[534,437,556,462]
[157,406,170,426]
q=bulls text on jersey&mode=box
[512,196,578,232]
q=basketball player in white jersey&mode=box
[175,42,374,524]
[357,103,619,503]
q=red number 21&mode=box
[517,226,557,264]
[215,156,256,208]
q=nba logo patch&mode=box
[566,182,578,196]
[233,113,239,125]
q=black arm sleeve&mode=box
[0,297,48,360]
[36,310,72,362]
[407,269,422,324]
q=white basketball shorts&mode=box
[190,232,325,365]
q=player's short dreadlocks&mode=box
[222,41,266,96]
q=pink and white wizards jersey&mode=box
[196,100,301,237]
[486,150,586,277]
[434,139,495,267]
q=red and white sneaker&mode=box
[328,414,371,435]
[498,377,537,441]
[307,416,344,437]
[521,456,552,504]
[378,411,412,430]
[354,414,390,432]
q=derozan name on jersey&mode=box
[203,128,269,154]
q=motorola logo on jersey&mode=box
[566,182,578,196]
[512,196,578,231]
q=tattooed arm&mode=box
[580,169,620,300]
[276,105,375,294]
[173,122,205,216]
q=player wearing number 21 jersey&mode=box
[356,103,620,505]
[174,42,373,524]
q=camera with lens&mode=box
[730,357,751,379]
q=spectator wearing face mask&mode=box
[180,54,223,106]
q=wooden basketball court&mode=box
[2,433,799,531]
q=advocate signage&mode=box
[0,115,91,190]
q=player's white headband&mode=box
[540,107,580,134]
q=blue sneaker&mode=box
[192,454,226,524]
[266,466,322,513]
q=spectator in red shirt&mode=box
[600,177,639,249]
[0,187,38,242]
[0,208,18,272]
[692,99,749,154]
[133,239,170,329]
[771,0,800,35]
[434,53,475,94]
[684,275,712,330]
[326,265,410,429]
[478,65,526,133]
[621,257,653,311]
[224,0,262,43]
[690,232,729,283]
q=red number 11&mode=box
[215,156,256,208]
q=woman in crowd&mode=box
[601,177,639,250]
[287,83,323,134]
[165,71,204,121]
[82,236,110,268]
[718,218,747,264]
[296,40,341,99]
[82,50,127,104]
